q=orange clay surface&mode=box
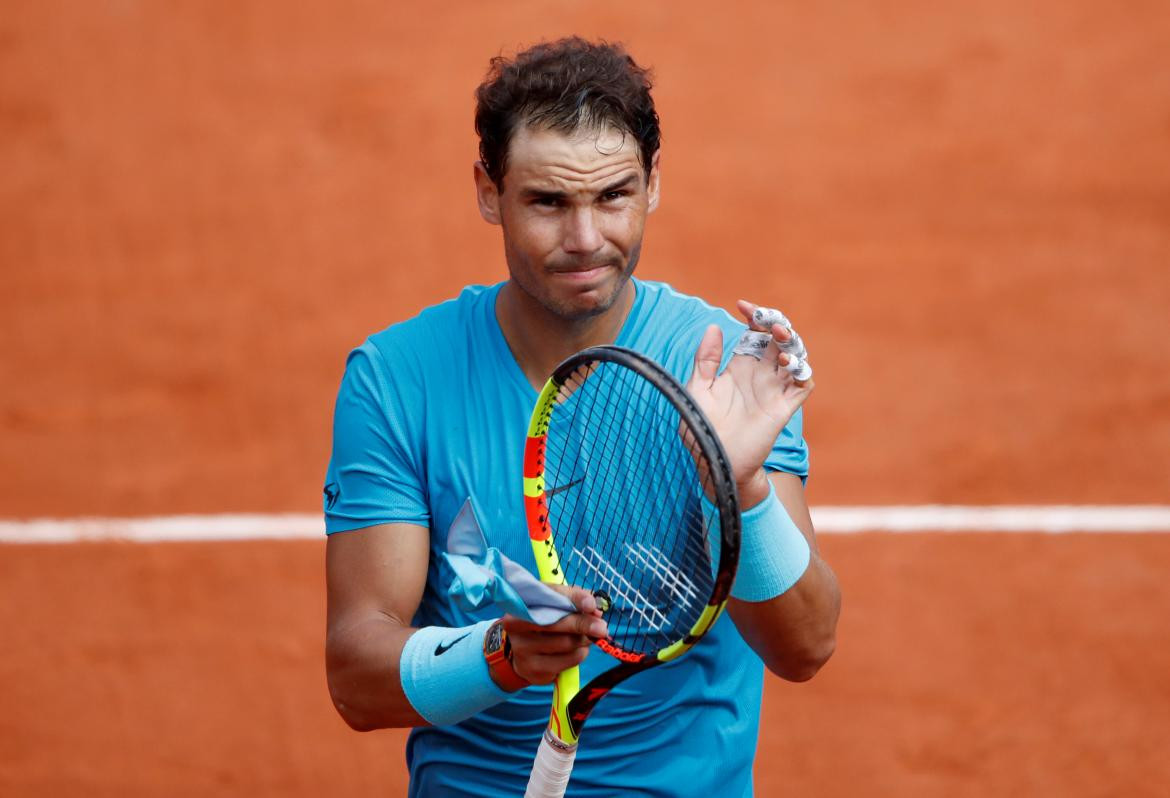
[2,1,1169,796]
[4,536,1169,796]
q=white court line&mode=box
[0,506,1169,543]
[811,505,1170,533]
[0,514,324,543]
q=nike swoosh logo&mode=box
[544,477,585,498]
[434,633,470,656]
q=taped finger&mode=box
[752,306,792,331]
[784,355,813,382]
[776,330,807,360]
[733,330,772,360]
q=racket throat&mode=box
[550,667,582,745]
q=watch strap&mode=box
[484,621,529,693]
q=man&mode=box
[324,37,840,796]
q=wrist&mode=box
[737,469,772,508]
[483,620,529,693]
[731,480,811,602]
[399,620,510,726]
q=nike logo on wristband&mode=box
[434,633,470,656]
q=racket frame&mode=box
[521,345,741,746]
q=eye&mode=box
[532,195,563,208]
[601,190,629,203]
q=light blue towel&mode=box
[442,498,576,626]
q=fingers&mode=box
[503,611,607,638]
[731,329,776,364]
[555,609,609,639]
[511,648,591,685]
[546,582,602,617]
[502,606,607,685]
[689,324,723,386]
[737,299,813,383]
[778,351,814,385]
[735,299,759,326]
[737,300,789,332]
[501,580,617,684]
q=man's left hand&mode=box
[686,300,814,507]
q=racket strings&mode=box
[543,360,723,656]
[568,372,689,636]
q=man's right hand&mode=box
[500,585,608,685]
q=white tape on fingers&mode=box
[752,306,792,330]
[777,330,807,359]
[784,355,813,381]
[733,331,772,360]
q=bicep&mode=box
[326,522,431,633]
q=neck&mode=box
[496,281,636,389]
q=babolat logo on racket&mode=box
[596,638,644,663]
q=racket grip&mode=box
[524,729,578,798]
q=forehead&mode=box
[504,124,643,191]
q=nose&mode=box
[562,207,604,255]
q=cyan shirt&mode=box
[324,279,809,797]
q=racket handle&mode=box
[524,728,578,798]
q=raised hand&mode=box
[685,300,815,506]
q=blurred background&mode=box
[2,1,1168,795]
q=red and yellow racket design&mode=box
[521,346,741,797]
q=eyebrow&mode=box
[597,174,639,194]
[519,173,640,202]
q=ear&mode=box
[646,149,661,214]
[473,161,502,225]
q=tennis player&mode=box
[324,37,841,796]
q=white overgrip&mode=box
[524,728,578,798]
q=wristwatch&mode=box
[483,620,528,692]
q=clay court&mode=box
[2,1,1168,795]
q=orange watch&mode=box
[483,620,528,692]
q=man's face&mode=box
[476,124,660,321]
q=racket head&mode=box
[523,345,741,738]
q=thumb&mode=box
[690,324,723,386]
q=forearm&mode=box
[323,525,599,733]
[728,554,839,681]
[331,612,529,733]
[727,472,841,680]
[325,613,424,731]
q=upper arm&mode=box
[326,522,431,634]
[325,340,431,617]
[322,337,437,729]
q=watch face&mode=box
[486,623,503,653]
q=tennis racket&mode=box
[521,345,741,797]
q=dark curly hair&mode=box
[474,37,661,189]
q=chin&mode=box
[548,280,628,321]
[543,297,609,322]
[508,251,639,322]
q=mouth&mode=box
[550,264,613,281]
